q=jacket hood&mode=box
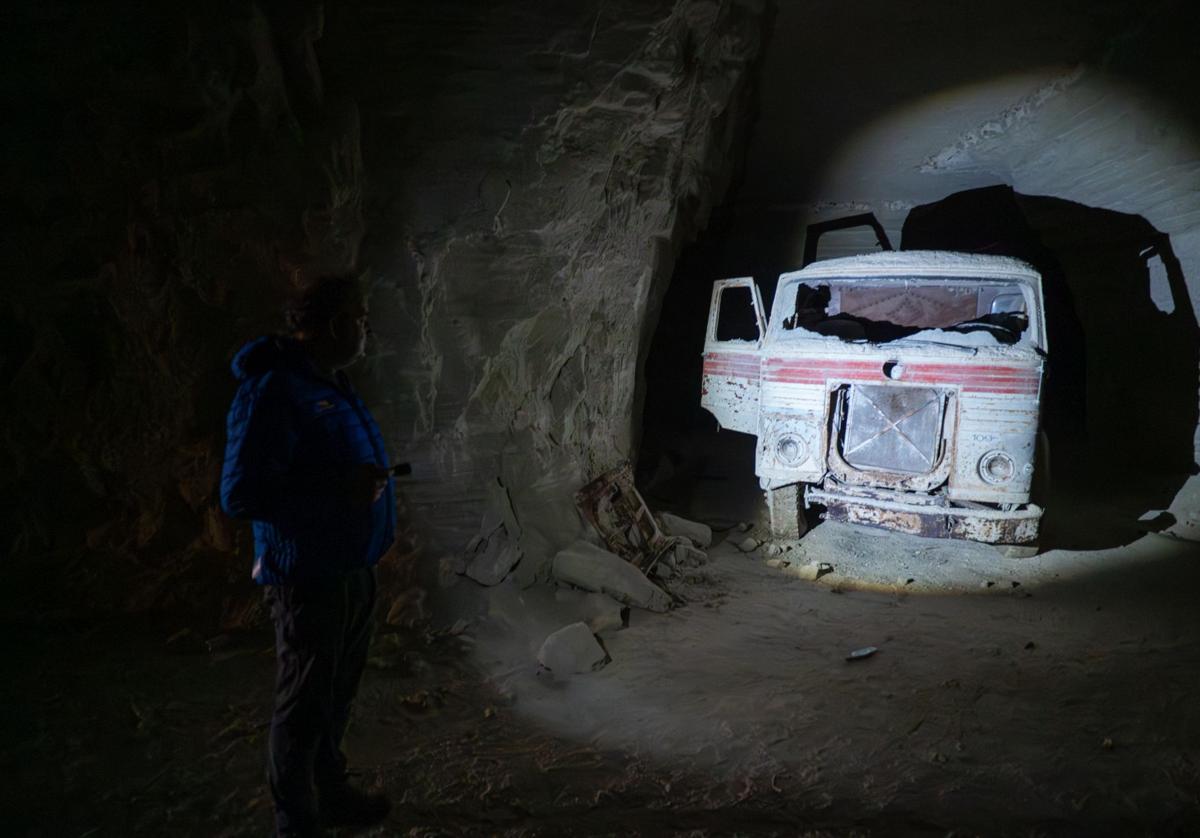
[230,336,306,381]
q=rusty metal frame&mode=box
[806,483,1041,545]
[574,462,688,570]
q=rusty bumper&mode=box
[805,485,1042,545]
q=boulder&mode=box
[579,591,625,632]
[552,587,626,632]
[658,512,713,548]
[537,622,608,675]
[465,526,521,586]
[552,540,671,612]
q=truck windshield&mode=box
[776,277,1032,347]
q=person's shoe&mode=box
[317,783,391,827]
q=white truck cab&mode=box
[701,251,1047,553]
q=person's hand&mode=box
[346,462,389,507]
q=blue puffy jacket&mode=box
[220,336,396,585]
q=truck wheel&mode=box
[766,483,807,541]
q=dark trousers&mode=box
[265,567,376,837]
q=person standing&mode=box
[220,276,394,836]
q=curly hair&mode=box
[283,275,363,335]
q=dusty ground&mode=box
[5,512,1199,836]
[5,415,1200,838]
[475,524,1200,836]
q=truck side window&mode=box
[715,285,761,342]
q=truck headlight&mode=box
[978,450,1015,484]
[776,434,807,466]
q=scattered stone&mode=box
[789,562,820,581]
[736,522,752,532]
[465,526,521,586]
[765,542,786,557]
[765,557,791,569]
[552,540,671,612]
[537,622,609,675]
[816,562,835,579]
[736,536,760,552]
[580,592,625,633]
[448,618,470,636]
[673,542,707,566]
[1102,737,1114,750]
[1024,640,1036,650]
[1011,581,1021,589]
[657,512,713,548]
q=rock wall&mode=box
[0,1,770,618]
[327,0,770,586]
[2,1,372,619]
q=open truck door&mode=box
[701,277,766,434]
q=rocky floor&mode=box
[5,510,1200,836]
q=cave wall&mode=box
[324,0,770,585]
[0,1,770,617]
[2,1,371,618]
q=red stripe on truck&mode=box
[760,358,1040,394]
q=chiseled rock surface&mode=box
[552,540,671,613]
[336,0,771,583]
[0,0,769,617]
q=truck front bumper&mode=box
[805,484,1042,546]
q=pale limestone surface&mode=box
[657,511,713,549]
[552,540,671,613]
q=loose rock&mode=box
[465,527,521,586]
[673,542,708,566]
[578,592,626,633]
[552,540,671,612]
[537,622,608,675]
[657,512,713,548]
[736,536,760,552]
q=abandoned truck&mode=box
[701,251,1047,556]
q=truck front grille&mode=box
[840,384,944,474]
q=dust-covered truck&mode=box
[701,251,1047,556]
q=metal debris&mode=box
[575,462,702,572]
